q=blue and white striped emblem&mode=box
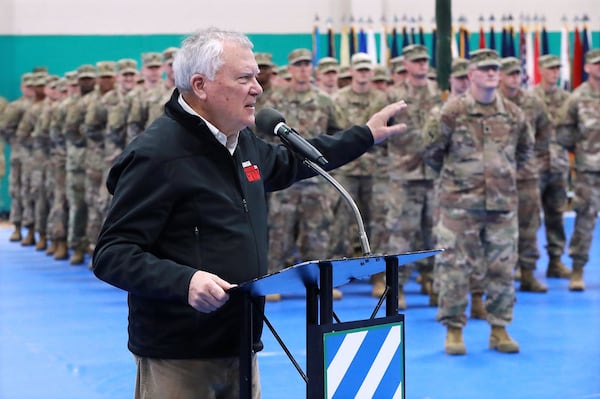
[324,322,404,399]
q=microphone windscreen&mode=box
[255,108,286,136]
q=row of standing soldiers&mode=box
[0,47,177,267]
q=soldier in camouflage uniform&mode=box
[386,44,443,300]
[532,54,572,279]
[126,52,164,144]
[63,64,97,264]
[84,61,117,261]
[0,73,34,241]
[389,56,407,87]
[0,97,7,180]
[261,48,342,301]
[329,53,392,302]
[146,47,178,126]
[47,71,80,260]
[30,74,61,251]
[315,57,340,96]
[254,52,276,112]
[556,49,600,292]
[423,49,533,355]
[499,57,553,293]
[371,65,391,92]
[16,72,48,246]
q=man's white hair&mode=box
[173,27,254,91]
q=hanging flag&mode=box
[572,25,584,89]
[559,22,571,90]
[340,22,350,66]
[582,23,590,81]
[312,15,320,66]
[401,25,410,49]
[501,18,508,56]
[379,19,389,66]
[366,22,378,63]
[463,25,471,58]
[541,24,549,55]
[358,24,368,53]
[520,24,529,87]
[479,21,486,48]
[326,20,335,58]
[533,25,541,84]
[349,19,357,56]
[508,17,516,57]
[418,25,425,45]
[391,24,399,58]
[410,17,417,44]
[431,27,437,68]
[489,15,497,50]
[451,25,459,58]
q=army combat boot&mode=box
[53,240,69,260]
[45,239,57,255]
[470,293,487,319]
[445,326,466,355]
[568,265,585,291]
[489,326,519,353]
[519,269,548,293]
[546,256,571,278]
[9,223,22,242]
[35,234,47,251]
[371,272,386,297]
[69,245,86,265]
[20,226,36,246]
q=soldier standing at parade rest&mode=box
[532,54,573,280]
[47,71,80,260]
[315,57,340,96]
[386,44,443,301]
[423,49,533,355]
[498,56,553,293]
[329,53,393,303]
[0,73,34,242]
[556,48,600,291]
[16,71,48,247]
[262,48,343,301]
[63,64,97,265]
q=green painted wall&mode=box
[0,30,598,211]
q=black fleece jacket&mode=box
[92,89,375,358]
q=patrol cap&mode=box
[538,54,561,69]
[351,53,374,70]
[500,57,521,74]
[288,48,312,65]
[55,78,68,92]
[32,66,49,73]
[317,57,339,73]
[96,61,117,77]
[77,64,97,79]
[585,49,600,64]
[142,52,163,67]
[469,48,501,68]
[451,58,469,77]
[277,65,291,80]
[393,63,407,73]
[136,75,145,84]
[255,52,274,67]
[338,65,351,79]
[163,47,178,64]
[390,55,404,66]
[402,44,429,61]
[32,72,48,86]
[46,75,60,87]
[372,65,390,82]
[117,58,138,74]
[65,71,78,85]
[427,68,437,80]
[21,72,34,86]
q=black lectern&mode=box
[235,249,441,398]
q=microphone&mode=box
[255,108,328,166]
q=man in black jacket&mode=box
[92,27,407,399]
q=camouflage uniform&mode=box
[0,75,33,235]
[262,49,341,272]
[330,54,390,257]
[386,49,442,287]
[64,65,96,256]
[423,90,533,328]
[0,97,7,179]
[84,61,118,249]
[16,72,48,242]
[532,68,571,264]
[556,80,600,270]
[47,77,77,249]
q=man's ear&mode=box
[190,73,208,100]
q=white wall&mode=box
[0,0,598,35]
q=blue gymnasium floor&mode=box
[1,215,599,399]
